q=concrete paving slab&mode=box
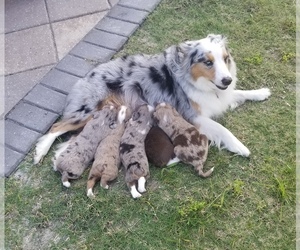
[52,12,108,60]
[6,101,59,133]
[109,0,119,7]
[55,55,95,77]
[5,0,49,33]
[4,147,25,177]
[84,29,128,51]
[40,68,80,95]
[107,5,149,24]
[70,42,115,63]
[5,25,57,75]
[95,17,139,37]
[5,65,54,115]
[46,0,110,22]
[23,84,66,114]
[5,119,41,154]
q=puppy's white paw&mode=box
[253,88,271,101]
[130,185,142,199]
[63,181,71,188]
[137,177,146,193]
[87,188,95,197]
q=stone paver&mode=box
[6,101,59,133]
[23,84,66,113]
[5,147,24,177]
[55,55,95,77]
[84,29,128,51]
[118,0,161,12]
[4,0,163,176]
[40,68,80,95]
[95,17,139,37]
[107,5,149,24]
[5,120,41,154]
[70,42,115,63]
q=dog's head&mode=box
[169,34,235,91]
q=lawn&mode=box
[5,0,295,249]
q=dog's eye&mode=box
[224,55,229,63]
[204,60,213,67]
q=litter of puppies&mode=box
[50,99,213,199]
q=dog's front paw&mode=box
[254,88,271,101]
[226,139,250,157]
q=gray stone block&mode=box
[6,101,59,133]
[118,0,161,12]
[95,17,139,37]
[4,147,25,177]
[40,68,79,94]
[55,55,95,77]
[108,5,149,24]
[84,29,128,51]
[23,84,66,114]
[5,120,41,154]
[70,42,115,63]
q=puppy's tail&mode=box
[198,167,214,178]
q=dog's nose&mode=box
[221,77,232,86]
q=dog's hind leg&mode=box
[87,176,98,197]
[230,88,271,109]
[34,117,91,164]
[193,116,250,157]
[137,176,146,193]
[61,172,71,188]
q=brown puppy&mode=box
[153,103,213,177]
[145,126,176,167]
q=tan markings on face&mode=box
[191,63,216,82]
[189,98,201,114]
[206,52,215,63]
[191,52,215,82]
[223,49,231,68]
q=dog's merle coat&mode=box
[64,44,197,124]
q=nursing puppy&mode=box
[87,105,129,197]
[53,105,119,187]
[153,103,214,177]
[120,105,154,198]
[145,126,177,167]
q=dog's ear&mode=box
[207,34,227,45]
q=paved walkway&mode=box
[4,0,162,176]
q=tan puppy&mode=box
[87,105,129,197]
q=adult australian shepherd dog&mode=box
[34,34,270,164]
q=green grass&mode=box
[5,0,295,249]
